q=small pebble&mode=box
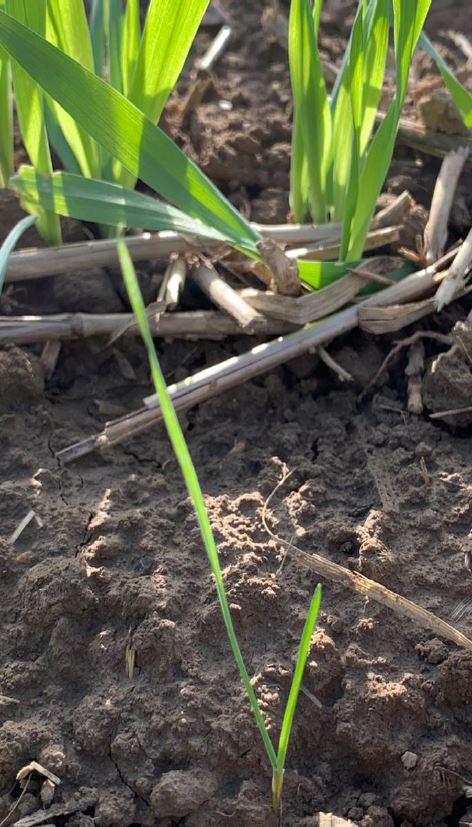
[401,751,418,770]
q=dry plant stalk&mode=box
[191,263,266,329]
[434,226,472,310]
[56,248,459,464]
[406,339,425,415]
[423,147,469,264]
[0,310,294,345]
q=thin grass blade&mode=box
[46,0,101,178]
[0,213,36,294]
[0,11,260,254]
[419,31,472,130]
[347,0,431,259]
[11,166,233,243]
[0,40,12,187]
[129,0,209,125]
[121,0,140,98]
[5,0,60,244]
[272,584,322,812]
[289,0,332,223]
[117,235,278,770]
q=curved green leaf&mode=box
[11,166,231,243]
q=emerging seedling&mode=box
[117,233,322,814]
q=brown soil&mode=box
[2,2,472,826]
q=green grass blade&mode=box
[11,166,233,243]
[44,102,82,175]
[289,0,332,223]
[116,235,278,771]
[0,213,37,294]
[419,31,472,130]
[273,584,322,811]
[347,0,431,259]
[297,257,360,288]
[0,10,260,254]
[121,0,140,98]
[290,108,309,222]
[90,0,105,75]
[107,0,124,91]
[0,40,12,187]
[129,0,209,125]
[359,0,389,154]
[393,0,431,117]
[46,0,101,178]
[5,0,60,245]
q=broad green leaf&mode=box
[46,0,101,179]
[121,0,140,98]
[6,0,60,244]
[0,11,260,254]
[289,0,332,223]
[0,213,36,294]
[117,235,278,773]
[129,0,209,124]
[12,166,233,244]
[420,31,472,130]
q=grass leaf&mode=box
[0,213,37,294]
[11,165,233,243]
[129,0,209,125]
[116,234,278,771]
[289,0,332,223]
[46,0,101,178]
[5,0,60,244]
[419,31,472,130]
[0,9,260,254]
[273,584,322,811]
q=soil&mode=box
[2,2,472,826]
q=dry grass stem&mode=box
[423,147,469,264]
[261,466,472,652]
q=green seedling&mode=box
[117,232,322,814]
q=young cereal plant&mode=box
[117,233,322,815]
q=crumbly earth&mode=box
[1,2,472,826]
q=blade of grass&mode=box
[0,213,37,294]
[120,0,140,98]
[0,10,260,254]
[5,0,61,245]
[289,0,332,223]
[272,583,322,813]
[347,0,431,259]
[419,31,472,130]
[129,0,209,125]
[46,0,101,178]
[11,166,234,243]
[116,232,278,770]
[0,38,12,187]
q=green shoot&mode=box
[5,0,61,244]
[289,0,432,267]
[0,0,12,188]
[419,31,472,130]
[0,213,37,294]
[117,233,322,813]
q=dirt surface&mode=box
[2,2,472,826]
